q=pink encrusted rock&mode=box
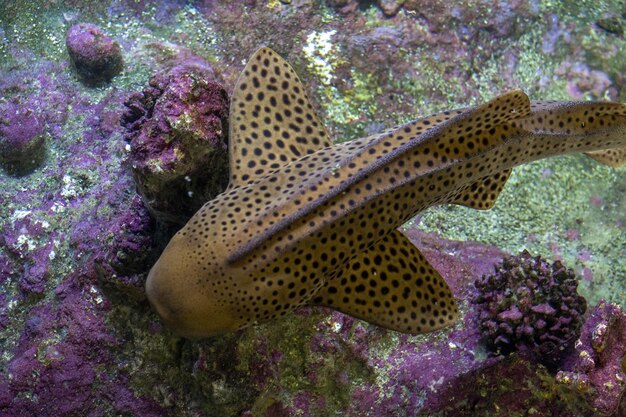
[0,101,46,175]
[66,23,123,86]
[557,301,626,416]
[121,58,230,228]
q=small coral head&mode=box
[473,250,587,370]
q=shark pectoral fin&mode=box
[228,47,333,187]
[452,169,512,210]
[585,148,626,167]
[311,230,459,334]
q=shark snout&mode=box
[145,248,240,339]
[145,262,188,333]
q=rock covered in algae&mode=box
[0,101,46,176]
[557,301,626,416]
[0,21,162,417]
[66,23,124,86]
[122,58,230,228]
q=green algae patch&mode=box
[236,311,375,416]
[0,2,68,65]
[540,0,625,24]
[416,155,626,307]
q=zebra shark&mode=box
[146,47,626,339]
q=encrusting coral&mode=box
[473,250,587,369]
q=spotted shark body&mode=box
[146,47,626,339]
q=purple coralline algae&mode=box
[66,23,124,86]
[557,301,626,416]
[0,27,163,415]
[0,101,46,175]
[0,278,167,416]
[473,250,587,370]
[1,211,57,296]
[122,59,230,228]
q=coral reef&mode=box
[66,23,124,86]
[473,250,587,369]
[0,101,46,175]
[122,59,230,229]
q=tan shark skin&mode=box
[146,47,626,339]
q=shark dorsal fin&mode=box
[228,47,332,187]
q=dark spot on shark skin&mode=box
[145,47,626,339]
